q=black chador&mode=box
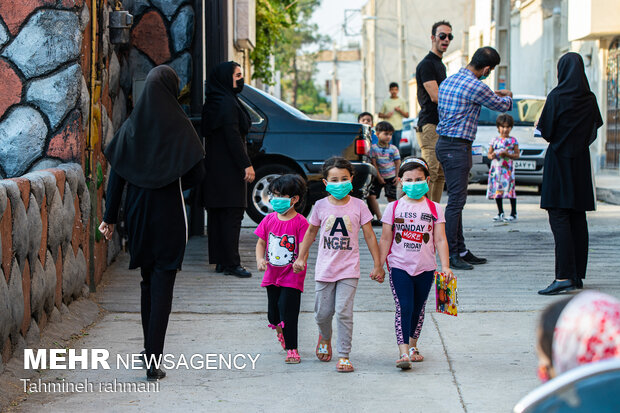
[103,65,205,379]
[201,62,252,273]
[537,52,603,294]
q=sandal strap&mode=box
[338,358,352,366]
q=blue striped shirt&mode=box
[436,68,512,141]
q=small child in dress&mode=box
[293,157,384,372]
[377,157,453,370]
[368,121,401,221]
[487,114,520,222]
[255,174,309,364]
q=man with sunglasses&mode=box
[435,46,513,270]
[415,21,453,203]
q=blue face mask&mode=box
[325,181,353,200]
[402,181,429,199]
[270,197,292,214]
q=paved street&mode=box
[9,189,620,413]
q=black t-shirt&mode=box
[416,52,446,128]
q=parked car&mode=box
[469,95,547,190]
[398,117,421,158]
[197,85,375,224]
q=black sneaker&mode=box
[224,266,252,278]
[147,366,166,381]
[462,251,487,265]
[215,264,224,273]
[449,255,473,270]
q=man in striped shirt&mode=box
[435,46,513,270]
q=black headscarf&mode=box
[537,52,603,157]
[104,65,205,188]
[201,61,251,136]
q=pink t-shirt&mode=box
[309,196,373,282]
[255,212,310,292]
[381,198,446,276]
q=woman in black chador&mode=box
[537,53,603,295]
[99,65,205,380]
[201,61,255,278]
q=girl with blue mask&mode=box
[294,156,384,373]
[254,174,310,364]
[377,157,453,370]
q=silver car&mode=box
[398,117,421,158]
[469,96,547,190]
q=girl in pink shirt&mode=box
[255,175,309,364]
[378,158,453,370]
[294,157,384,373]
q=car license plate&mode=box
[515,160,536,170]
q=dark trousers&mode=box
[547,208,588,280]
[207,207,245,267]
[388,269,434,345]
[140,268,177,360]
[266,286,301,349]
[435,138,472,256]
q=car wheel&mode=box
[246,164,308,224]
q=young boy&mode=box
[369,121,401,217]
[357,112,378,145]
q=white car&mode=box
[469,95,548,190]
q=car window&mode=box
[478,98,545,126]
[240,100,264,124]
[250,86,310,120]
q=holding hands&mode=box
[292,258,306,274]
[370,265,385,283]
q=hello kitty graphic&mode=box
[267,233,296,266]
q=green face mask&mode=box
[480,69,489,80]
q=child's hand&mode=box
[370,266,385,283]
[257,258,267,272]
[293,258,306,273]
[443,268,455,283]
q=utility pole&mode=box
[331,42,339,121]
[397,0,406,99]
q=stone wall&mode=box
[0,164,90,371]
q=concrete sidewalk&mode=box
[7,191,620,413]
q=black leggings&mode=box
[140,268,177,360]
[496,198,517,216]
[266,286,301,350]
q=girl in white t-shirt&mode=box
[378,157,453,370]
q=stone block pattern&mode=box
[0,164,92,368]
[126,0,195,98]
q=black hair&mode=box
[469,46,501,70]
[496,113,514,128]
[322,156,354,179]
[268,174,307,201]
[432,20,452,36]
[389,82,399,89]
[538,297,573,366]
[375,121,395,133]
[357,112,374,122]
[398,157,430,178]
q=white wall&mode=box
[315,60,363,115]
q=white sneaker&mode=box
[493,213,505,222]
[505,214,518,222]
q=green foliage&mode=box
[250,0,295,84]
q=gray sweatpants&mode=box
[314,278,359,358]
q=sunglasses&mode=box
[437,33,454,41]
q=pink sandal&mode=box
[268,322,286,350]
[285,349,301,364]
